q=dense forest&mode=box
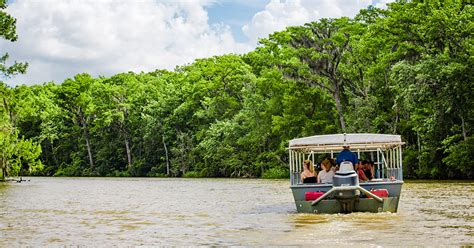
[1,0,472,180]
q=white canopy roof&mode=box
[289,133,403,152]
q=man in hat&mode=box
[336,144,359,166]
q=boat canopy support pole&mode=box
[311,187,337,206]
[398,146,403,180]
[357,186,384,203]
[289,149,294,185]
[377,149,380,179]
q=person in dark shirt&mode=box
[361,160,374,180]
[301,160,317,183]
[336,145,359,166]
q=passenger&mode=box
[317,158,335,183]
[333,159,340,172]
[369,160,376,178]
[356,161,369,182]
[362,160,374,180]
[330,158,337,171]
[301,160,317,183]
[336,144,359,166]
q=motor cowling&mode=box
[333,161,359,199]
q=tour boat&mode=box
[289,133,404,214]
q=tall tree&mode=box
[386,0,473,178]
[0,83,42,180]
[58,74,97,170]
[262,17,366,132]
[0,1,41,180]
[95,73,145,170]
[0,0,27,77]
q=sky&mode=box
[0,0,393,86]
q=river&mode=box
[0,177,472,246]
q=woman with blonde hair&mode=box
[301,160,317,183]
[317,158,335,183]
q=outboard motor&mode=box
[333,161,359,212]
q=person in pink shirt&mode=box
[356,161,369,182]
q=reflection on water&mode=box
[0,178,472,246]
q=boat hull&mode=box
[291,180,403,214]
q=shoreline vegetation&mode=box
[2,176,474,184]
[1,1,473,181]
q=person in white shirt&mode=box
[317,158,335,184]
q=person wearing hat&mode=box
[336,144,359,166]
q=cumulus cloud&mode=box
[0,0,394,86]
[242,0,378,44]
[375,0,395,9]
[1,0,252,85]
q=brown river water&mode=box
[0,177,472,246]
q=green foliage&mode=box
[262,167,289,179]
[182,171,204,178]
[0,1,28,78]
[0,83,42,180]
[106,170,130,177]
[5,0,473,180]
[0,128,43,178]
[443,137,474,179]
[146,167,167,177]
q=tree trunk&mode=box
[120,108,132,168]
[460,114,467,141]
[417,132,421,171]
[3,96,14,125]
[125,137,132,168]
[162,135,170,175]
[333,83,346,132]
[78,109,94,170]
[393,110,399,134]
[51,142,58,168]
[1,161,5,181]
[84,128,94,170]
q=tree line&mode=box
[1,0,472,180]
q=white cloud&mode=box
[1,0,252,85]
[242,0,376,44]
[0,0,394,86]
[375,0,395,9]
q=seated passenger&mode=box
[301,160,317,183]
[330,158,337,172]
[336,144,359,166]
[317,158,335,184]
[362,160,374,180]
[356,161,369,182]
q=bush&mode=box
[54,154,87,176]
[182,171,203,178]
[106,170,130,177]
[146,166,168,177]
[54,165,82,176]
[127,159,147,176]
[443,137,474,179]
[262,167,289,179]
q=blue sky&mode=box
[207,0,268,42]
[0,0,392,86]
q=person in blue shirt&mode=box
[336,145,359,165]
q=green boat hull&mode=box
[295,197,399,214]
[291,181,403,214]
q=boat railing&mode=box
[289,140,404,185]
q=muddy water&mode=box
[0,178,472,246]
